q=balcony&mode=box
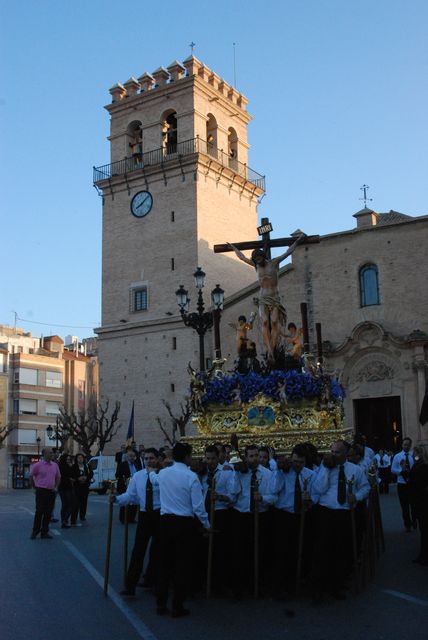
[93,137,265,191]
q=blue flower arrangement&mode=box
[201,370,345,406]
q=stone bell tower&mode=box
[94,55,265,445]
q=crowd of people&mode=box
[29,448,93,537]
[28,435,428,618]
[112,435,428,617]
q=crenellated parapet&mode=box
[108,55,248,112]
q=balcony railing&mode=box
[93,137,265,191]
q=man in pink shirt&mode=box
[30,447,61,539]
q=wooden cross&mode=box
[214,217,320,259]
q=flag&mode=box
[126,401,135,445]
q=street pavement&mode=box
[1,485,427,640]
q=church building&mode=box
[94,56,428,451]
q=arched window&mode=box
[228,127,238,169]
[359,264,380,306]
[162,110,177,154]
[126,121,143,165]
[206,113,218,158]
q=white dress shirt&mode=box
[115,469,160,511]
[200,464,235,511]
[374,453,391,468]
[391,450,414,484]
[270,467,315,512]
[312,461,370,510]
[154,462,209,528]
[363,446,375,464]
[231,465,276,513]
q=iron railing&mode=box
[93,137,265,191]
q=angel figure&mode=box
[187,362,205,413]
[229,312,256,356]
[277,379,288,404]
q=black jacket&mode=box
[72,461,93,490]
[115,458,142,494]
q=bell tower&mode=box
[94,56,265,444]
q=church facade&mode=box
[94,57,428,451]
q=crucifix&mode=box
[214,218,319,362]
[359,184,373,208]
[189,41,196,54]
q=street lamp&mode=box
[46,416,69,451]
[36,436,41,459]
[175,268,224,371]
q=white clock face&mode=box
[131,191,153,218]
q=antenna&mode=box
[233,42,237,87]
[360,184,373,208]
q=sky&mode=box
[1,0,427,339]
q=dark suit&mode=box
[116,459,142,523]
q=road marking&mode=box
[51,529,61,536]
[19,506,35,515]
[62,540,158,640]
[383,589,428,607]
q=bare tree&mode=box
[0,423,15,448]
[59,400,122,458]
[156,398,192,444]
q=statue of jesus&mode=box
[227,233,305,362]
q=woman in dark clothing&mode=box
[409,443,428,565]
[71,453,93,524]
[58,454,77,528]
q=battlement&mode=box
[108,56,248,111]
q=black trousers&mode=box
[119,504,138,524]
[32,488,56,535]
[72,486,90,522]
[231,509,270,593]
[378,468,390,494]
[273,509,308,593]
[415,505,428,563]
[397,483,417,529]
[59,488,77,524]
[156,515,196,610]
[126,510,160,590]
[310,506,353,594]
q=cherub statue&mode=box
[229,312,256,356]
[277,379,288,404]
[283,322,303,358]
[187,362,205,413]
[231,382,242,405]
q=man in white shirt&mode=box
[155,442,209,618]
[311,440,369,600]
[391,437,416,531]
[374,449,391,494]
[270,444,315,597]
[115,448,161,597]
[200,445,235,594]
[229,444,276,596]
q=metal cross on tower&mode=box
[360,184,373,208]
[189,41,196,54]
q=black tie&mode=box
[250,469,258,513]
[145,472,153,512]
[337,464,346,505]
[205,469,215,513]
[294,471,302,514]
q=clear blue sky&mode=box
[1,0,427,339]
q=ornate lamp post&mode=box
[175,268,224,371]
[46,416,69,452]
[36,436,41,459]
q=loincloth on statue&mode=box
[254,295,287,326]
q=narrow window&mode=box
[359,264,380,306]
[171,211,175,222]
[171,383,175,392]
[172,337,177,350]
[171,258,175,271]
[133,287,148,312]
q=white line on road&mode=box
[19,507,35,515]
[51,529,61,536]
[62,540,159,640]
[383,589,428,607]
